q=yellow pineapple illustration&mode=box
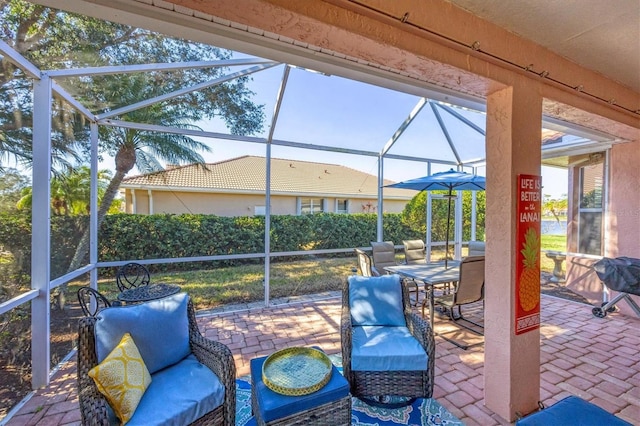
[519,227,540,311]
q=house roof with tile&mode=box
[121,155,415,199]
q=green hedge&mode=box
[0,212,85,279]
[0,212,421,276]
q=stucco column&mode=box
[484,80,542,421]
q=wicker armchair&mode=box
[77,297,236,425]
[341,275,435,405]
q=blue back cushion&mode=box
[95,292,191,374]
[348,274,406,326]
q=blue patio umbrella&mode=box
[386,169,486,267]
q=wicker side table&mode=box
[250,351,351,426]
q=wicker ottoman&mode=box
[250,353,351,426]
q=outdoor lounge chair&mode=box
[341,274,435,407]
[516,395,631,425]
[77,292,236,425]
[434,255,485,328]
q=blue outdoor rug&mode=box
[235,354,463,425]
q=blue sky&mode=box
[195,62,569,198]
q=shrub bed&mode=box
[0,212,421,276]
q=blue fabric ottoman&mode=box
[250,351,351,425]
[516,396,631,426]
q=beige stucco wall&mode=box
[609,140,640,259]
[380,199,407,214]
[348,198,407,214]
[127,190,294,215]
[565,139,640,315]
[155,191,294,216]
[125,190,150,215]
[124,189,410,216]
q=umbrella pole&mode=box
[445,189,452,268]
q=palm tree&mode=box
[66,75,213,272]
[16,166,114,215]
[1,2,265,282]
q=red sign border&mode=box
[515,174,542,335]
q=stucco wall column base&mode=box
[484,80,542,421]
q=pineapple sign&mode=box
[516,174,542,335]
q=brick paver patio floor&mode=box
[4,292,639,425]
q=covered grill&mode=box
[591,256,640,318]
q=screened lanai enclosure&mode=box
[0,3,620,405]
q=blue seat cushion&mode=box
[251,354,350,423]
[349,274,406,326]
[128,354,225,426]
[351,325,428,371]
[95,292,191,374]
[516,396,631,426]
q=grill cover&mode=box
[593,257,640,295]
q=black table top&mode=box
[117,283,181,303]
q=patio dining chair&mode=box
[77,287,112,317]
[467,241,486,256]
[433,255,485,329]
[370,241,420,306]
[403,239,427,264]
[370,241,397,275]
[115,262,151,292]
[354,248,378,277]
[341,274,435,407]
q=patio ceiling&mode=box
[447,0,640,166]
[448,0,640,94]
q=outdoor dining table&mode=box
[385,261,461,329]
[117,283,181,303]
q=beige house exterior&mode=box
[120,156,414,216]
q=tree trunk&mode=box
[56,169,128,308]
[57,137,137,308]
[66,170,127,273]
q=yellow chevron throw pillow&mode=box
[89,333,152,424]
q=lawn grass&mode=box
[67,257,355,311]
[540,234,567,273]
[541,234,567,252]
[64,237,567,311]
